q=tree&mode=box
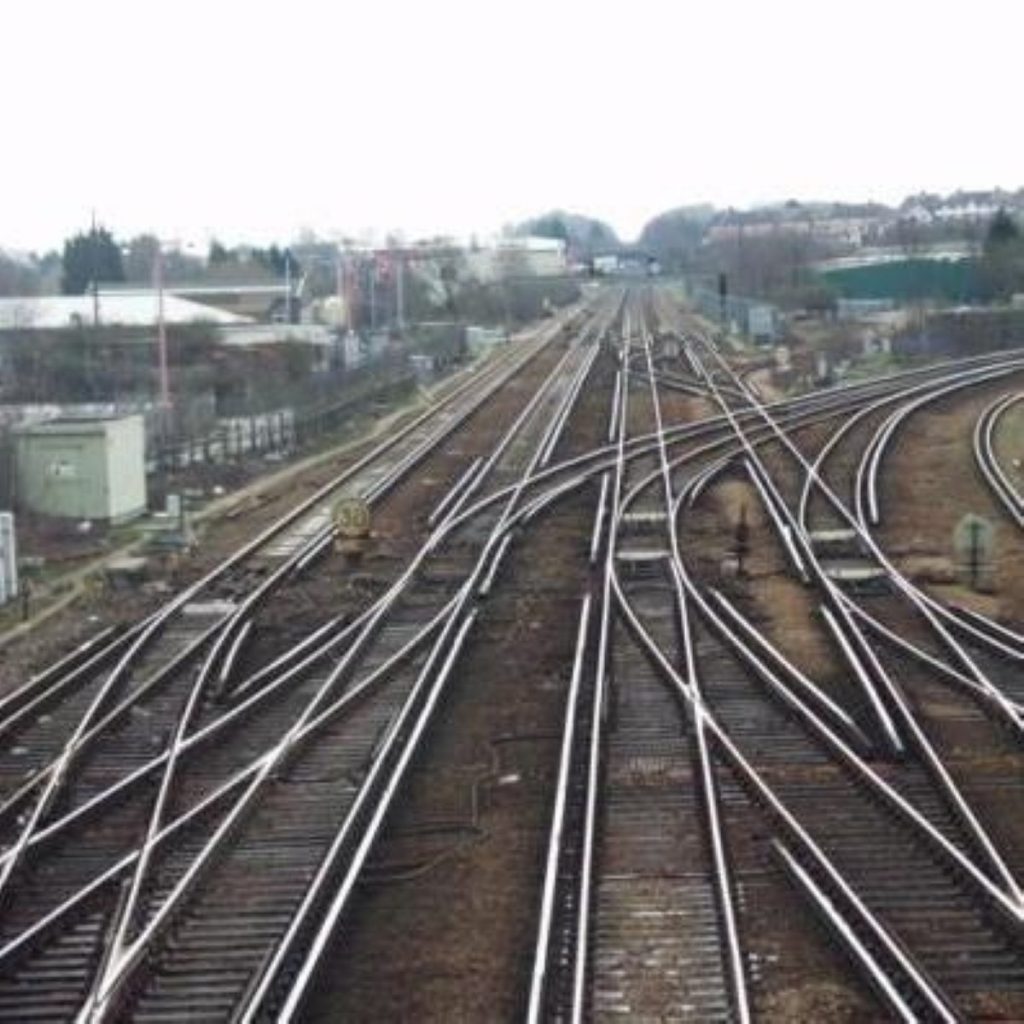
[122,234,160,283]
[530,215,570,243]
[208,239,232,264]
[60,226,125,295]
[514,210,620,258]
[0,253,42,296]
[985,207,1020,249]
[980,208,1024,301]
[250,244,300,278]
[638,207,714,271]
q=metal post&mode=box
[91,209,100,328]
[285,250,292,323]
[343,255,354,331]
[335,255,344,326]
[396,253,405,333]
[369,260,377,332]
[969,519,981,590]
[155,242,170,410]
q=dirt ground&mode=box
[303,345,612,1020]
[304,489,596,1021]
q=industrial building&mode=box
[13,414,147,523]
[462,237,568,282]
[0,292,247,331]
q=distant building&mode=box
[707,217,874,248]
[463,237,568,281]
[466,325,506,350]
[0,291,248,331]
[164,284,294,322]
[13,414,147,523]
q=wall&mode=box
[14,416,146,522]
[104,416,147,521]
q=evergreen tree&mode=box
[60,226,125,295]
[981,208,1024,301]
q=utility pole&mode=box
[155,241,170,410]
[91,209,100,328]
[395,253,405,333]
[335,254,344,325]
[369,258,377,332]
[284,250,292,323]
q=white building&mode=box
[0,291,248,331]
[463,237,568,282]
[13,415,147,523]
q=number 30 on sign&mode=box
[333,497,371,540]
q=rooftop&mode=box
[0,291,251,331]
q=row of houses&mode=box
[704,192,1024,254]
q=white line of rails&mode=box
[663,456,1018,1020]
[789,350,1024,729]
[0,296,616,1022]
[0,312,572,807]
[0,313,578,941]
[10,288,1024,1018]
[627,290,1024,1015]
[974,391,1024,528]
[8,347,1023,861]
[682,327,1024,910]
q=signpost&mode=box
[952,513,996,591]
[333,497,372,562]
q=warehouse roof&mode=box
[0,291,250,330]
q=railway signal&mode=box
[953,512,995,591]
[733,504,751,578]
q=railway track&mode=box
[0,297,617,1022]
[526,289,1024,1023]
[8,284,1024,1020]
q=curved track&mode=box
[6,286,1024,1021]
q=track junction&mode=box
[3,286,1024,1021]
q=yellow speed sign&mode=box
[333,497,371,540]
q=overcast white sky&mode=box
[2,0,1021,251]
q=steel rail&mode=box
[974,391,1024,527]
[525,595,593,1023]
[686,334,1024,908]
[790,361,1024,743]
[771,840,927,1024]
[530,298,632,1022]
[243,310,610,1024]
[0,308,592,1021]
[667,348,1024,917]
[639,318,751,1024]
[12,325,1024,1007]
[0,370,961,872]
[686,340,907,755]
[797,369,1024,668]
[609,566,964,1024]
